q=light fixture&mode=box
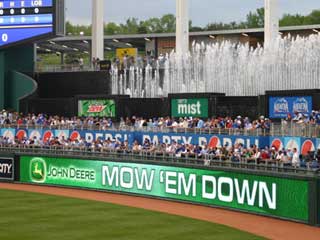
[241,33,249,37]
[105,47,112,50]
[56,52,61,55]
[49,41,55,45]
[62,45,68,48]
[113,39,119,42]
[73,48,79,51]
[84,51,89,54]
[209,35,215,39]
[278,32,283,35]
[79,31,84,36]
[45,49,51,52]
[312,29,319,33]
[125,43,132,47]
[83,40,89,44]
[144,37,151,41]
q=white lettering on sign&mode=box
[0,163,12,174]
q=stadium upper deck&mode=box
[36,24,320,58]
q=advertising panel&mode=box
[20,156,309,222]
[1,128,15,141]
[116,48,138,62]
[171,98,208,118]
[138,132,266,148]
[269,96,312,119]
[0,157,14,180]
[78,99,116,117]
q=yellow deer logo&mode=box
[33,163,43,177]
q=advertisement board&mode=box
[269,96,312,119]
[269,137,317,155]
[116,48,138,62]
[0,157,14,180]
[171,98,208,118]
[138,132,266,148]
[20,156,309,222]
[78,99,116,117]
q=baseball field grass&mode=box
[0,189,264,240]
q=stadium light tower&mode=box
[264,0,279,47]
[176,0,189,56]
[92,0,104,60]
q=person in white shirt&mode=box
[292,148,300,168]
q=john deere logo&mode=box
[30,158,46,183]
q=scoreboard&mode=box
[0,0,63,48]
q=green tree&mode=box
[104,22,121,35]
[245,8,264,28]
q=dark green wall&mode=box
[7,71,37,111]
[0,45,35,111]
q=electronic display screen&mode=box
[0,0,55,48]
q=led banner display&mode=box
[0,0,57,48]
[269,96,312,119]
[78,99,116,117]
[20,156,309,222]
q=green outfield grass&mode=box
[0,189,265,240]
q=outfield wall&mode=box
[2,153,319,226]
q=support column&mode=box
[264,0,279,47]
[92,0,104,60]
[176,0,189,56]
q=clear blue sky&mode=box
[66,0,320,26]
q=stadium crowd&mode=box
[0,132,319,169]
[1,109,319,131]
[1,110,320,169]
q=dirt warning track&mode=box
[0,183,319,240]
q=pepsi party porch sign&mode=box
[269,96,312,119]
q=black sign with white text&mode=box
[0,158,14,180]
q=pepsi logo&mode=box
[16,130,27,140]
[271,138,283,151]
[70,131,80,141]
[42,130,53,143]
[208,136,221,148]
[301,140,315,155]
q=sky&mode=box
[65,0,320,27]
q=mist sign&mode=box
[20,156,309,222]
[171,98,208,118]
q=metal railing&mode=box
[36,64,97,72]
[0,122,319,137]
[0,145,318,175]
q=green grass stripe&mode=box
[0,189,265,240]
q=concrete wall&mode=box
[0,45,35,111]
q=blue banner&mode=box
[0,0,53,9]
[0,127,318,154]
[137,132,268,149]
[269,96,312,119]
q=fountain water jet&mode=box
[111,34,320,97]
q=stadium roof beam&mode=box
[36,24,320,55]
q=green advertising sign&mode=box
[78,99,116,117]
[20,156,309,222]
[171,98,208,118]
